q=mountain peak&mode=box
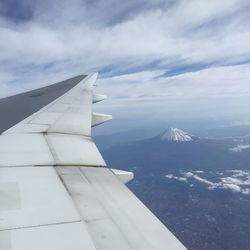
[161,128,193,142]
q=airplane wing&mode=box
[0,73,186,250]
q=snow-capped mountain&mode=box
[161,128,193,142]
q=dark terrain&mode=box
[95,132,250,250]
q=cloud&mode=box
[0,0,250,103]
[93,64,250,123]
[1,0,250,132]
[220,183,241,193]
[192,174,215,186]
[241,189,250,195]
[229,144,250,152]
[165,174,187,182]
[228,170,250,177]
[97,64,250,100]
[193,170,204,174]
[165,169,250,195]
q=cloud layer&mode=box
[165,169,250,195]
[229,144,250,152]
[0,0,250,122]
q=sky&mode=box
[0,0,250,132]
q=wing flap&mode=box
[46,133,106,166]
[0,222,97,250]
[57,166,186,250]
[0,133,105,167]
[0,134,54,167]
[0,166,80,230]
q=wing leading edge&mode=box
[0,73,186,250]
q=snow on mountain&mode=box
[161,128,193,142]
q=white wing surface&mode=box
[0,73,186,250]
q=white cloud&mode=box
[165,174,187,182]
[193,170,204,174]
[0,0,250,105]
[165,174,174,179]
[183,172,194,178]
[192,174,215,186]
[241,189,250,195]
[221,183,241,193]
[229,144,250,152]
[166,169,250,195]
[228,170,250,177]
[221,176,250,186]
[97,64,250,100]
[94,65,250,119]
